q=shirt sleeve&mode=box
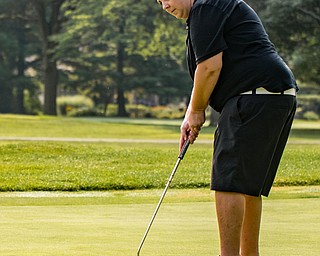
[189,4,229,64]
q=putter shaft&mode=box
[137,140,190,256]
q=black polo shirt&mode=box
[186,0,298,112]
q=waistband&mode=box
[241,88,296,96]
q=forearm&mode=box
[189,68,219,112]
[180,53,222,148]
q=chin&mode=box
[174,13,186,19]
[178,12,189,19]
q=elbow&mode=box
[197,52,223,75]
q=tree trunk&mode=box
[116,14,127,117]
[31,0,65,115]
[117,87,127,117]
[44,60,58,115]
[16,27,26,114]
[0,86,14,113]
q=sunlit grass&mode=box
[0,114,319,142]
[0,189,319,255]
[0,142,318,191]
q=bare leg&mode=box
[240,195,262,256]
[215,191,245,256]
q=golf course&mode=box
[0,115,319,255]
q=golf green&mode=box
[0,189,319,255]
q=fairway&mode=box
[0,189,319,256]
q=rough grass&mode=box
[0,142,319,191]
[0,115,319,191]
[275,144,320,186]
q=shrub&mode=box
[150,105,185,119]
[105,104,186,119]
[296,94,320,119]
[127,104,151,118]
[69,109,105,117]
[105,104,118,117]
[303,111,319,121]
[57,95,94,116]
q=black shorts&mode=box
[210,94,297,197]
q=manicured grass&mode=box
[0,115,319,191]
[0,114,319,143]
[0,116,319,255]
[0,189,319,256]
[0,115,181,139]
[276,144,320,186]
[0,142,208,191]
[0,142,319,191]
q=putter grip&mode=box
[179,139,190,159]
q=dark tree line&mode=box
[0,0,318,116]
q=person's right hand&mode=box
[179,109,205,151]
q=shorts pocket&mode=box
[236,96,263,124]
[229,96,243,124]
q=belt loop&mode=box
[253,89,256,94]
[281,91,284,95]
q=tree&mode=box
[54,0,126,115]
[30,0,67,115]
[262,0,320,84]
[0,0,38,114]
[56,0,192,116]
[0,15,16,113]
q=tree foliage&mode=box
[0,0,40,114]
[0,0,318,116]
[55,0,191,116]
[261,0,320,84]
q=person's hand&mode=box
[179,109,205,151]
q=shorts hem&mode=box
[210,187,269,197]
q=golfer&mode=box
[157,0,298,255]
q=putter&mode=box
[137,139,190,256]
